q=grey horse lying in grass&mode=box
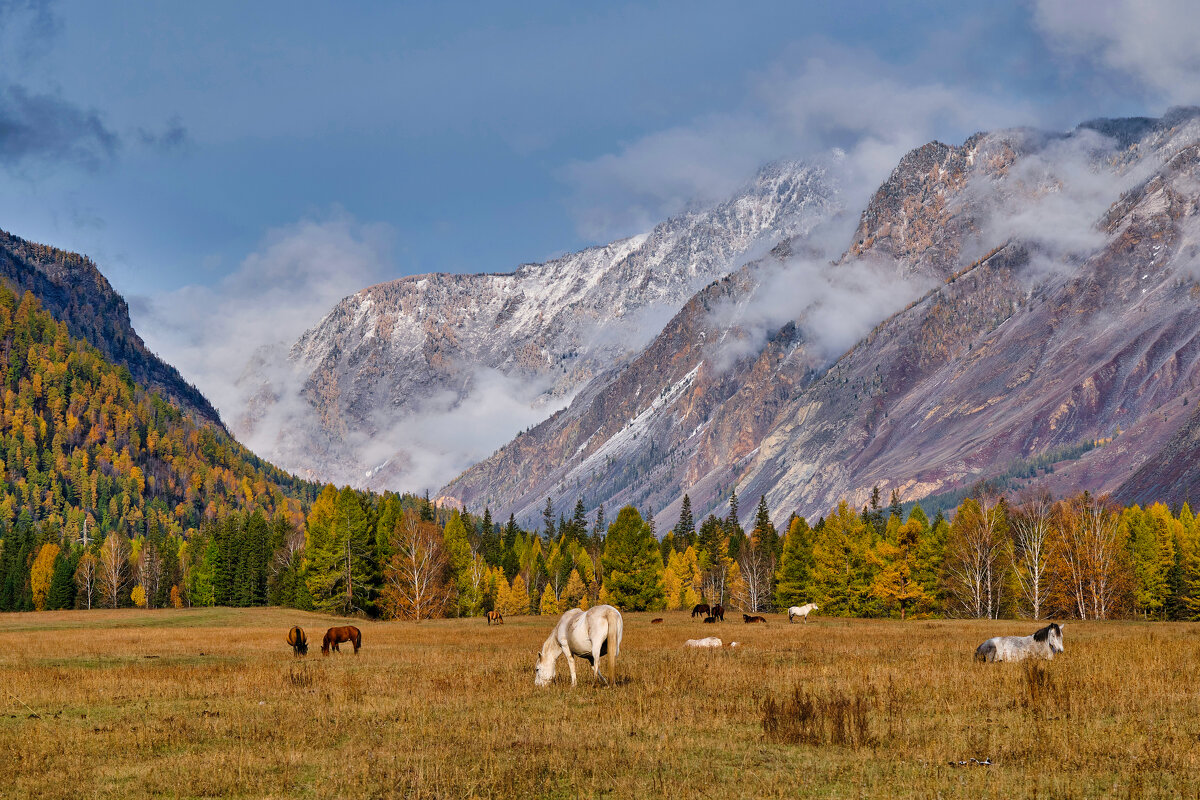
[974,623,1065,662]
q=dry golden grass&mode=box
[1,608,1198,798]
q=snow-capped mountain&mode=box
[234,162,839,490]
[442,109,1200,526]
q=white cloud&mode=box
[561,43,1033,243]
[1032,0,1200,105]
[132,212,393,420]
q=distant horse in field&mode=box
[975,623,1065,663]
[534,605,623,687]
[322,625,362,655]
[487,610,504,625]
[691,603,711,618]
[685,637,722,648]
[702,616,716,623]
[651,618,664,624]
[743,614,767,624]
[711,604,725,621]
[286,626,307,656]
[788,603,819,624]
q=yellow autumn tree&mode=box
[662,564,683,609]
[169,585,183,609]
[131,584,147,608]
[30,543,60,611]
[562,568,587,610]
[496,575,529,616]
[539,584,559,616]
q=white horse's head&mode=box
[1049,623,1065,654]
[533,641,558,687]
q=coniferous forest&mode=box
[0,283,1197,621]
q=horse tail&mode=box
[354,627,362,651]
[604,606,621,685]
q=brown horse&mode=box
[711,603,725,621]
[742,614,766,624]
[286,626,307,656]
[487,610,504,625]
[650,618,664,624]
[703,616,716,623]
[322,625,361,655]
[691,603,711,618]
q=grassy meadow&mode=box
[1,608,1198,798]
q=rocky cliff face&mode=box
[235,163,839,489]
[0,230,223,426]
[443,109,1200,526]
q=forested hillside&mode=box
[0,284,319,610]
[0,230,221,425]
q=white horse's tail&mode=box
[604,606,621,684]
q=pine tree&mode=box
[674,494,696,541]
[752,495,781,563]
[542,497,555,539]
[888,489,904,522]
[570,499,588,543]
[774,516,815,608]
[47,548,77,609]
[306,487,373,615]
[601,507,666,611]
[443,511,475,616]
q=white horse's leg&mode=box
[591,627,609,685]
[565,651,578,686]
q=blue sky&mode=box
[0,0,1194,404]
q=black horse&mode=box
[691,603,711,618]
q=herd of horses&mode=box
[286,625,361,657]
[283,603,1066,685]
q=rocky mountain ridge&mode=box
[442,109,1200,526]
[235,162,840,490]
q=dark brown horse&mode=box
[650,618,664,624]
[711,603,725,621]
[322,625,362,655]
[286,626,307,656]
[487,610,504,625]
[691,603,711,618]
[743,614,766,624]
[703,616,716,623]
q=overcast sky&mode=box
[0,0,1195,401]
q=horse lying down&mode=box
[684,637,739,648]
[975,623,1065,662]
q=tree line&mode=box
[8,478,1198,622]
[0,282,1195,620]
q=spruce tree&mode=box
[600,506,665,611]
[752,495,781,562]
[571,499,588,543]
[774,516,815,608]
[540,497,555,540]
[674,494,695,541]
[47,548,78,610]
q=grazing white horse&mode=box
[788,603,819,623]
[534,605,623,687]
[975,623,1065,663]
[684,637,723,648]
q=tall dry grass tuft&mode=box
[762,686,876,748]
